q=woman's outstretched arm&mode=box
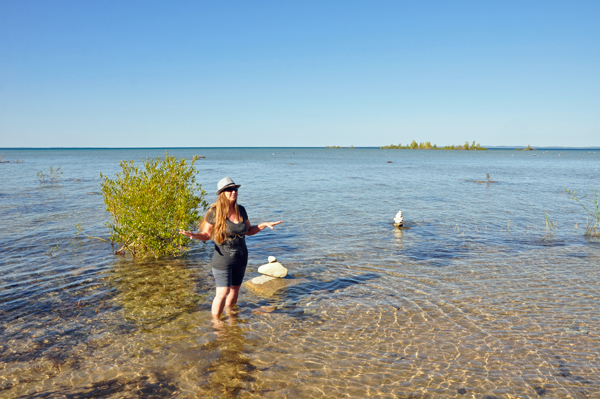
[245,220,282,236]
[179,222,213,242]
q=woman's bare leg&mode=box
[212,286,230,318]
[225,285,241,314]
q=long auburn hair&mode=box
[203,191,241,245]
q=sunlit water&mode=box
[1,148,599,398]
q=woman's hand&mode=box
[179,229,194,239]
[263,221,282,229]
[180,223,213,242]
[246,220,283,236]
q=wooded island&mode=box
[381,140,486,150]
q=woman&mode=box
[179,177,282,318]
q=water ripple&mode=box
[1,148,599,398]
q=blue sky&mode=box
[1,1,599,147]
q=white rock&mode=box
[251,275,277,284]
[258,262,288,278]
[394,211,404,225]
[268,256,277,263]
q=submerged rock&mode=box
[252,306,276,314]
[243,275,308,297]
[258,261,288,278]
[244,256,302,296]
[251,275,277,284]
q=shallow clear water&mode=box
[0,148,599,398]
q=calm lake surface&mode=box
[1,148,599,398]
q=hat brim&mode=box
[216,184,241,195]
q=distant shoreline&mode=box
[1,146,600,151]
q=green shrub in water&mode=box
[37,166,63,184]
[100,152,208,257]
[565,188,600,237]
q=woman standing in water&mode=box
[179,177,282,318]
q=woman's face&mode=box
[222,188,238,204]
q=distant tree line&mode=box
[515,145,536,151]
[381,140,486,150]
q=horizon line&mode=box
[2,146,600,150]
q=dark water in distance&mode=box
[1,148,599,398]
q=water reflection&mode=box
[105,259,208,330]
[198,316,260,398]
[393,227,403,243]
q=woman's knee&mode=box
[215,287,230,298]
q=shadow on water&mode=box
[398,236,470,266]
[251,273,382,318]
[16,373,180,398]
[275,272,380,299]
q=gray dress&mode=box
[205,205,249,271]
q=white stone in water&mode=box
[258,262,288,278]
[268,256,277,263]
[251,275,277,285]
[394,211,404,225]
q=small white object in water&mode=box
[393,211,404,227]
[268,256,277,263]
[258,261,288,278]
